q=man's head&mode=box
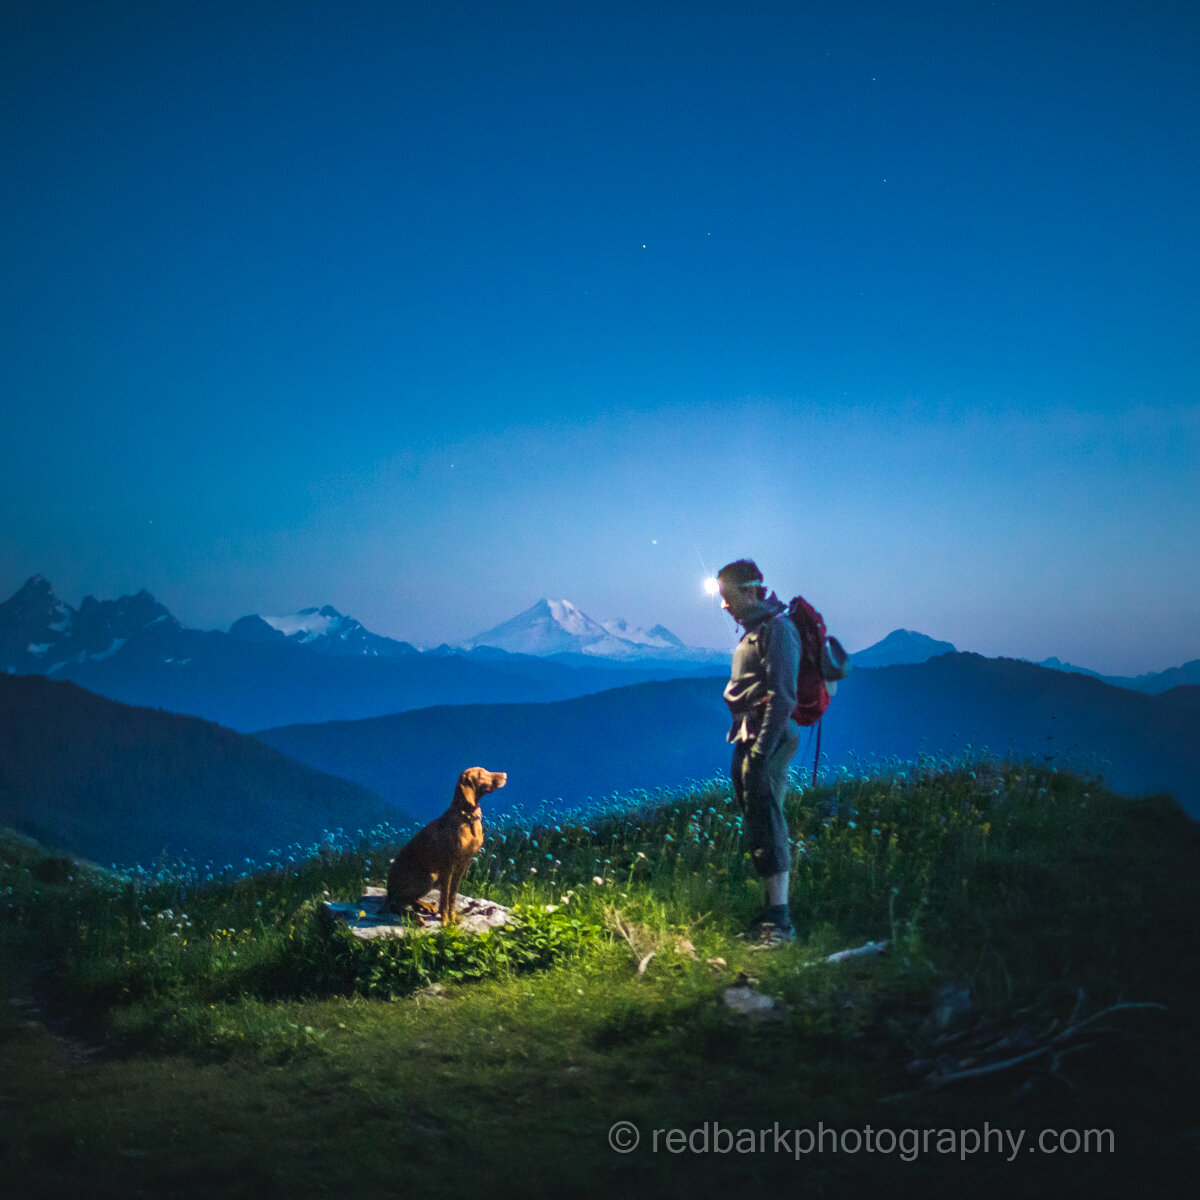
[716,558,766,625]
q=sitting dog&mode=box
[382,767,507,925]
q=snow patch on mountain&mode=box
[252,605,418,658]
[261,606,349,642]
[598,617,685,650]
[89,636,128,662]
[543,600,604,639]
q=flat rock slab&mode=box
[318,885,513,941]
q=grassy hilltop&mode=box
[2,756,1198,1198]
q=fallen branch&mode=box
[1049,1001,1166,1044]
[882,989,1166,1102]
[825,939,890,964]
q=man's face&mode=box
[719,578,761,625]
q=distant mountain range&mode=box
[846,628,1200,694]
[5,572,1197,748]
[1032,655,1200,695]
[257,653,1200,824]
[4,643,1196,868]
[0,674,399,868]
[0,578,726,731]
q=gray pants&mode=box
[732,724,800,878]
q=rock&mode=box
[723,973,787,1022]
[318,886,512,941]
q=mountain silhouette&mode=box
[256,653,1200,822]
[0,674,399,867]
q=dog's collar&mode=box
[462,805,482,821]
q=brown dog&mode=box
[382,767,507,925]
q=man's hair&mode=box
[716,559,765,589]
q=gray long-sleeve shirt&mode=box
[723,593,800,758]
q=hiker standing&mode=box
[717,558,801,947]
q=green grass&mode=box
[2,757,1198,1198]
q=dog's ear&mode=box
[454,770,478,810]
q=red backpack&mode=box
[785,594,846,726]
[780,593,848,785]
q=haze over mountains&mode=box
[0,578,727,731]
[257,653,1200,822]
[5,577,1199,733]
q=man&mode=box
[718,559,801,948]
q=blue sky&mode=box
[2,0,1197,674]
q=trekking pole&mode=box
[812,715,823,788]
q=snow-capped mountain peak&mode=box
[598,617,686,651]
[261,605,352,643]
[461,598,609,656]
[249,605,417,658]
[463,598,724,663]
[0,576,177,672]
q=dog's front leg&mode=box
[440,867,463,925]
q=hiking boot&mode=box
[744,907,772,937]
[748,922,795,951]
[745,904,791,939]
